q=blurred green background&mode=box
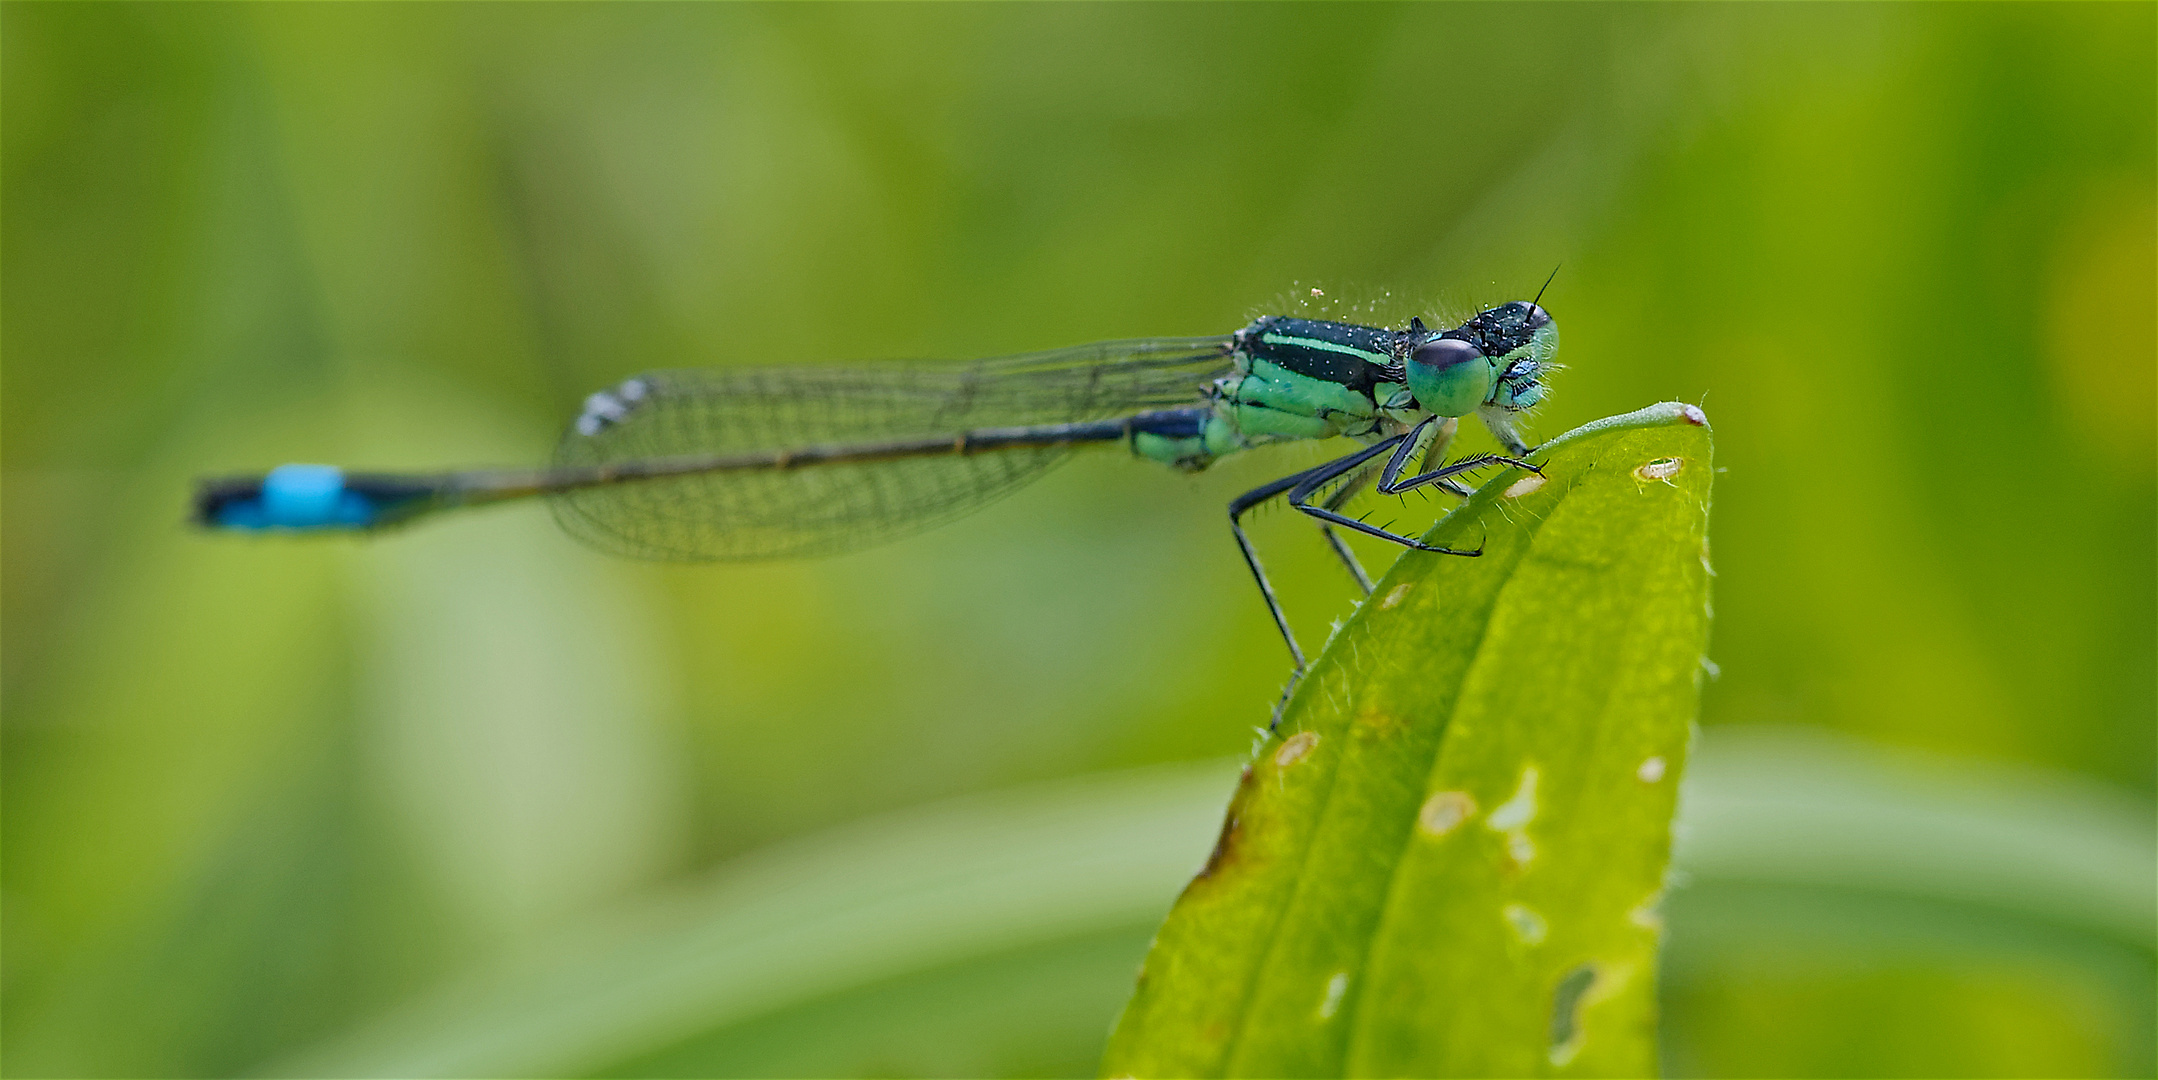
[3,3,2152,1077]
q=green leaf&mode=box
[1102,403,1716,1078]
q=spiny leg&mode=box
[1412,417,1478,498]
[1315,461,1379,595]
[1233,429,1528,728]
[1387,416,1475,499]
[1229,434,1412,728]
[1280,429,1471,607]
[1229,463,1338,673]
[1373,417,1542,498]
[1281,430,1486,554]
[1253,435,1489,732]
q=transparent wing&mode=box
[546,336,1234,561]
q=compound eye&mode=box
[1406,337,1493,417]
[1410,336,1483,371]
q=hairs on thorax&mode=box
[1254,279,1550,333]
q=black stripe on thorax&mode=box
[1238,317,1401,393]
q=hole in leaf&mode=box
[1548,963,1598,1063]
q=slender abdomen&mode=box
[194,464,446,531]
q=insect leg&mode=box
[1229,433,1411,672]
[1375,449,1541,496]
[1284,434,1483,554]
[1414,418,1478,498]
[1372,416,1540,496]
[1315,462,1380,595]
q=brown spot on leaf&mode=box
[1197,814,1242,881]
[1192,765,1255,883]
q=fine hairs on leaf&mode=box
[1103,402,1715,1078]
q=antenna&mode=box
[1533,263,1562,307]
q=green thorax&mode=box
[1132,316,1422,470]
[1126,303,1560,470]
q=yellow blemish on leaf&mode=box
[1505,474,1547,498]
[1351,706,1408,742]
[1636,756,1666,783]
[1507,833,1536,864]
[1380,582,1414,609]
[1274,731,1320,768]
[1418,790,1477,837]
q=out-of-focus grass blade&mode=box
[258,762,1236,1079]
[1102,403,1716,1078]
[257,734,2148,1078]
[1675,725,2157,949]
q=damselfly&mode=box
[195,300,1560,670]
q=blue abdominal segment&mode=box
[1128,408,1217,470]
[196,464,439,531]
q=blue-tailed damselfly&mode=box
[196,300,1560,671]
